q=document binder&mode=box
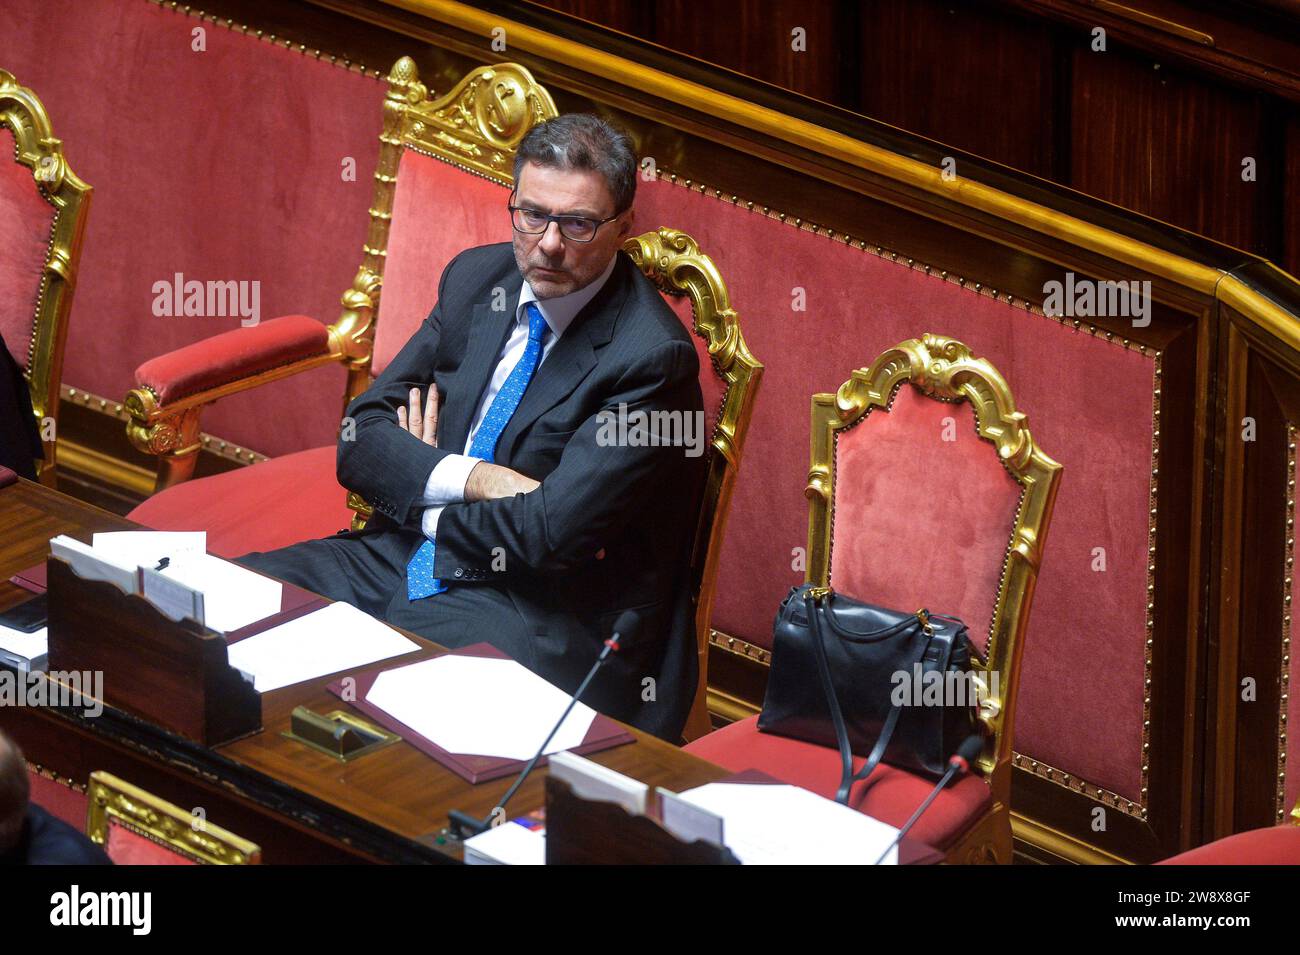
[326,643,635,784]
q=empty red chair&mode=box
[686,334,1063,862]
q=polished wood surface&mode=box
[0,478,731,863]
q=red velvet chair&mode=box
[122,58,763,740]
[0,68,91,485]
[1158,800,1300,865]
[685,334,1063,862]
[86,771,260,865]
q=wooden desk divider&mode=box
[44,556,262,746]
[543,776,741,865]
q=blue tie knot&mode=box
[525,302,549,344]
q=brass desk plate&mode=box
[282,707,400,762]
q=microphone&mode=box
[871,734,984,865]
[447,609,637,840]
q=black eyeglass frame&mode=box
[507,191,623,243]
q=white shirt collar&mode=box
[517,253,619,340]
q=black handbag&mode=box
[758,583,980,804]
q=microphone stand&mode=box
[872,736,983,865]
[447,633,623,840]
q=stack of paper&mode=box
[226,601,420,692]
[364,656,596,759]
[49,531,283,635]
[0,624,47,672]
[676,782,901,865]
[463,821,547,865]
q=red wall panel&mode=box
[0,0,385,456]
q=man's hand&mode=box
[396,386,438,446]
[465,461,540,501]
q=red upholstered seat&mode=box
[104,819,199,866]
[685,715,992,850]
[1157,826,1300,865]
[127,445,352,557]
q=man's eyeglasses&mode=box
[508,193,620,243]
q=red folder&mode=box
[326,642,635,784]
[10,561,46,593]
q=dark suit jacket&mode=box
[0,804,112,865]
[0,333,42,480]
[337,243,706,740]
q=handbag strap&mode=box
[804,589,933,805]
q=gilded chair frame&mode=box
[805,333,1062,862]
[624,227,763,741]
[1,69,92,486]
[125,57,558,492]
[86,771,261,865]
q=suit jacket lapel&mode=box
[442,299,517,453]
[497,253,630,461]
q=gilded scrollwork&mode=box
[87,772,260,865]
[1,69,91,485]
[401,61,558,184]
[622,227,764,739]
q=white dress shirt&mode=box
[419,254,618,539]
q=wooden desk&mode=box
[0,478,731,863]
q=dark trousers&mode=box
[234,531,544,672]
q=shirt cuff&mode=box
[421,504,446,540]
[420,453,480,507]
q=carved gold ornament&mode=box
[623,227,763,741]
[0,68,92,486]
[86,771,261,865]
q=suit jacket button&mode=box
[453,568,464,578]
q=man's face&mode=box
[511,161,634,299]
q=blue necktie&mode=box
[407,302,550,600]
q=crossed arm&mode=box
[394,384,538,501]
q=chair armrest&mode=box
[135,314,335,407]
[125,315,344,490]
[126,265,382,493]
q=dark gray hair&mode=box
[513,114,637,215]
[0,730,29,854]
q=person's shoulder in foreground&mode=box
[0,803,112,866]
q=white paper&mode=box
[49,535,138,595]
[91,531,206,568]
[463,822,546,865]
[677,782,900,865]
[0,624,48,671]
[364,655,596,760]
[157,553,281,634]
[548,750,647,815]
[225,601,419,693]
[140,565,203,625]
[658,787,724,847]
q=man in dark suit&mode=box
[238,115,705,740]
[0,730,111,865]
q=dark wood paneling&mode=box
[1070,44,1269,255]
[527,0,652,37]
[1286,113,1300,278]
[855,0,1062,180]
[652,0,842,105]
